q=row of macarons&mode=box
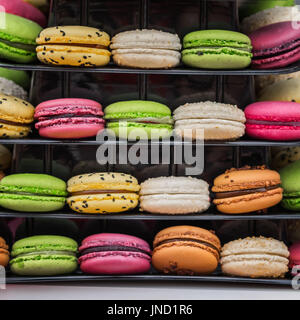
[1,8,299,70]
[1,227,299,279]
[2,93,300,142]
[0,162,299,215]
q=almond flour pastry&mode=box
[110,29,181,69]
[173,101,246,140]
[139,176,210,214]
[36,26,111,67]
[221,236,289,278]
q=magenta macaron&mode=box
[245,101,300,141]
[289,242,300,276]
[78,233,152,275]
[0,0,47,27]
[34,98,105,139]
[249,21,300,69]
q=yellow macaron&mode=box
[36,26,111,67]
[67,172,140,214]
[0,94,35,138]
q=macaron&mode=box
[0,145,11,171]
[152,226,221,275]
[271,147,300,171]
[289,242,300,275]
[34,98,105,139]
[280,159,300,211]
[0,13,42,63]
[10,235,78,276]
[287,220,300,243]
[79,233,151,275]
[212,165,283,214]
[245,101,300,141]
[249,21,300,69]
[241,5,299,34]
[104,100,173,140]
[0,0,47,27]
[0,94,35,138]
[0,70,28,100]
[67,172,140,214]
[0,173,67,212]
[139,176,210,214]
[258,77,300,102]
[181,30,252,69]
[110,29,181,69]
[0,237,9,267]
[36,26,111,67]
[221,236,289,278]
[173,101,246,140]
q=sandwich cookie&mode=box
[289,242,300,275]
[271,147,300,171]
[152,226,221,275]
[104,100,173,140]
[67,172,140,214]
[212,166,283,214]
[0,94,34,138]
[249,21,300,69]
[0,173,67,212]
[139,176,210,214]
[0,68,29,100]
[79,233,151,274]
[0,13,42,63]
[221,236,289,278]
[173,101,246,140]
[34,98,105,139]
[110,29,181,69]
[181,30,252,69]
[36,26,111,67]
[10,235,78,276]
[0,237,9,267]
[245,101,300,141]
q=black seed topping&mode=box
[50,50,54,53]
[60,30,66,36]
[126,180,133,183]
[101,177,105,180]
[112,198,115,202]
[83,56,87,59]
[2,98,7,101]
[42,52,46,55]
[130,200,134,203]
[45,37,51,41]
[88,34,92,37]
[96,32,100,36]
[0,125,3,128]
[122,206,126,209]
[61,56,64,60]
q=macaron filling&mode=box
[71,190,137,196]
[253,38,300,58]
[79,245,151,257]
[0,184,67,197]
[0,39,37,52]
[0,119,31,128]
[16,250,77,257]
[247,119,300,126]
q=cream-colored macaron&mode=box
[139,176,210,214]
[221,236,289,278]
[110,29,181,69]
[173,101,246,140]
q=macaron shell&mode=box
[79,251,151,274]
[0,123,31,138]
[67,193,139,214]
[281,197,300,211]
[36,45,111,67]
[246,124,300,141]
[213,188,283,214]
[0,250,9,267]
[152,242,219,275]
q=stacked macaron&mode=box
[152,226,221,275]
[181,30,252,69]
[34,98,105,139]
[173,101,246,140]
[139,176,210,214]
[104,100,173,140]
[0,173,67,212]
[212,166,283,214]
[110,29,181,69]
[36,26,111,67]
[67,172,140,214]
[0,94,35,138]
[0,13,42,63]
[10,235,78,276]
[78,233,151,275]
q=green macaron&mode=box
[10,235,78,276]
[104,100,174,140]
[280,160,300,211]
[0,173,67,212]
[0,13,42,63]
[181,30,252,69]
[0,68,30,89]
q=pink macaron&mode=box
[289,242,300,276]
[34,98,105,139]
[0,0,47,27]
[79,233,152,275]
[249,21,300,69]
[245,101,300,141]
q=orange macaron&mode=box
[0,237,9,267]
[212,165,283,214]
[152,225,221,275]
